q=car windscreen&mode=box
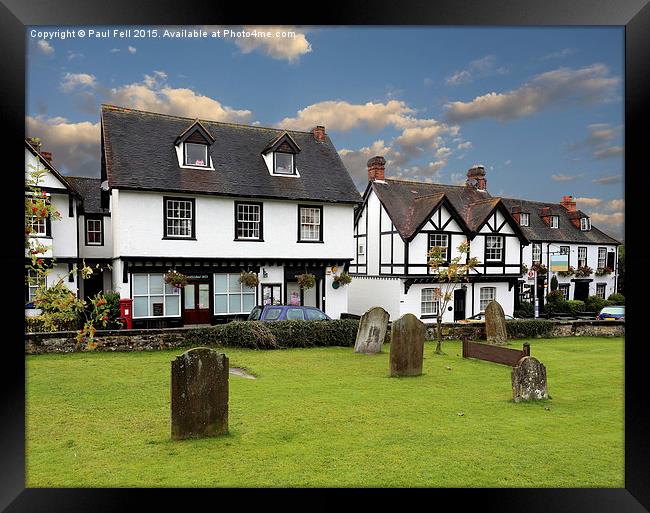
[306,309,328,320]
[263,307,283,321]
[286,308,305,320]
[602,307,624,315]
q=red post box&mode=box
[119,298,133,330]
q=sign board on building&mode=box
[152,303,164,316]
[550,254,569,272]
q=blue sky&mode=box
[26,26,624,240]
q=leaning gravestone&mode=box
[354,306,390,354]
[485,300,508,345]
[389,313,425,377]
[511,356,549,402]
[171,347,229,440]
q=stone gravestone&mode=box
[485,300,508,345]
[511,356,549,402]
[171,347,229,440]
[354,306,390,354]
[389,313,425,377]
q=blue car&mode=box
[247,305,331,322]
[596,306,625,320]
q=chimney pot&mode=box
[311,125,326,142]
[466,164,487,191]
[367,155,386,182]
[560,195,577,213]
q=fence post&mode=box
[523,342,530,357]
[462,337,468,358]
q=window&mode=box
[559,283,570,300]
[596,283,607,299]
[560,246,570,265]
[214,273,256,315]
[184,142,208,167]
[480,287,496,312]
[132,274,180,318]
[598,247,607,269]
[421,288,440,316]
[532,243,542,264]
[578,246,587,268]
[485,235,504,262]
[25,269,44,305]
[580,217,591,231]
[298,205,323,242]
[428,233,449,261]
[550,216,559,228]
[306,308,328,320]
[164,198,194,238]
[520,213,530,226]
[358,244,365,256]
[264,307,283,320]
[86,218,103,245]
[26,194,49,236]
[286,308,305,320]
[235,202,262,240]
[274,152,294,175]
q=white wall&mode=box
[347,275,402,320]
[324,267,349,319]
[79,215,113,259]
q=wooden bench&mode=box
[462,338,530,367]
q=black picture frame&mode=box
[9,0,649,511]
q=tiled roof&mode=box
[66,176,105,214]
[501,197,620,245]
[101,105,361,204]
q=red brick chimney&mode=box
[311,125,326,142]
[510,205,521,224]
[41,151,53,163]
[560,195,577,212]
[466,165,487,191]
[367,156,386,182]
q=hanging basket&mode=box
[163,270,188,289]
[297,273,316,290]
[332,272,352,287]
[332,281,340,289]
[239,271,260,288]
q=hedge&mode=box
[186,319,364,350]
[506,319,554,339]
[25,315,82,333]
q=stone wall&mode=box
[25,320,625,355]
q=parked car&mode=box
[596,306,625,320]
[247,305,331,322]
[458,313,515,323]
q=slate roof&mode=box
[501,197,620,245]
[66,176,105,214]
[101,105,361,204]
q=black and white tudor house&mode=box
[347,157,620,321]
[26,105,361,327]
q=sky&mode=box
[26,26,624,240]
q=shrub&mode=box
[565,300,586,314]
[506,319,554,339]
[25,315,81,333]
[550,275,558,291]
[607,293,625,305]
[514,301,534,318]
[574,266,593,278]
[584,295,611,312]
[102,291,124,329]
[544,290,567,314]
[217,321,278,349]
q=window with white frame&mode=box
[184,142,208,167]
[86,218,102,245]
[421,288,440,315]
[132,273,180,318]
[299,206,322,241]
[596,283,606,299]
[559,283,570,300]
[479,287,496,311]
[485,236,504,262]
[428,233,449,261]
[598,247,607,269]
[550,216,559,228]
[235,203,262,240]
[580,217,591,231]
[26,194,48,236]
[520,213,530,226]
[214,273,256,314]
[165,198,194,238]
[274,152,295,175]
[532,243,542,264]
[578,246,587,268]
[25,269,44,304]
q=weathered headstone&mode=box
[171,347,229,440]
[354,306,390,354]
[485,300,508,345]
[511,356,549,402]
[389,313,425,377]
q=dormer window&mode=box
[520,213,530,226]
[580,217,591,231]
[550,216,559,229]
[274,152,294,175]
[184,142,208,167]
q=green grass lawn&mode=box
[25,337,624,487]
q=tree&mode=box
[25,158,111,348]
[427,241,480,355]
[550,275,558,291]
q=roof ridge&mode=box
[385,177,469,188]
[100,104,316,135]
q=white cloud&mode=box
[445,55,507,86]
[607,199,624,211]
[575,197,603,207]
[594,146,624,159]
[593,175,622,185]
[551,173,583,182]
[128,46,137,54]
[589,211,624,228]
[110,48,120,53]
[67,51,84,61]
[338,140,396,189]
[504,159,512,165]
[456,141,472,151]
[445,64,620,123]
[229,26,311,62]
[450,172,467,185]
[36,40,54,56]
[60,72,97,93]
[25,116,101,176]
